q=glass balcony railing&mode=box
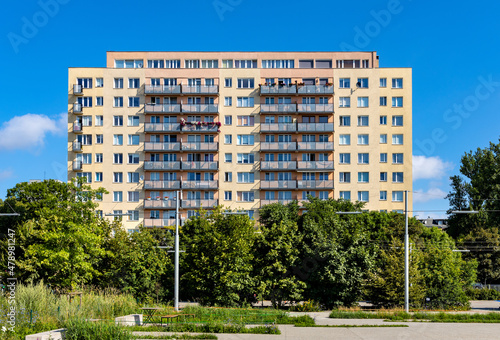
[296,104,334,113]
[144,123,181,132]
[181,161,218,170]
[144,142,181,152]
[144,181,181,189]
[260,161,296,170]
[144,104,181,113]
[260,180,297,189]
[260,123,296,132]
[144,161,181,170]
[260,142,297,151]
[145,85,181,94]
[181,199,218,209]
[260,104,297,113]
[297,123,334,132]
[297,180,334,189]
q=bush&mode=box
[290,300,323,312]
[64,319,132,340]
[465,287,500,300]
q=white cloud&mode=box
[0,113,67,151]
[0,170,13,181]
[413,155,453,180]
[413,188,447,203]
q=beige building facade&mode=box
[68,51,412,231]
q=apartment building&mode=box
[68,51,412,232]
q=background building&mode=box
[68,51,412,232]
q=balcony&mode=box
[181,124,219,133]
[260,104,297,113]
[260,181,297,189]
[260,85,297,95]
[297,180,334,189]
[182,104,218,113]
[260,161,296,170]
[144,104,181,113]
[182,181,218,190]
[143,218,177,228]
[297,142,334,151]
[144,142,181,152]
[182,85,219,94]
[260,123,296,132]
[297,85,334,95]
[145,85,181,95]
[144,161,181,170]
[181,199,218,209]
[73,122,82,133]
[297,104,334,113]
[144,181,181,189]
[261,199,294,206]
[181,161,218,170]
[72,160,82,171]
[73,141,81,152]
[144,199,177,209]
[297,123,334,132]
[260,142,296,151]
[73,103,82,113]
[181,142,218,151]
[145,123,181,132]
[297,161,334,170]
[73,84,82,95]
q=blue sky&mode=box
[1,0,499,217]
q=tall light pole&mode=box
[174,189,181,312]
[404,190,409,313]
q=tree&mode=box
[258,200,299,227]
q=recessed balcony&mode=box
[182,85,219,95]
[297,142,334,151]
[144,142,181,152]
[144,161,181,170]
[144,199,177,209]
[260,142,296,151]
[145,123,181,132]
[144,181,181,189]
[73,103,82,113]
[181,161,218,170]
[182,104,218,113]
[143,218,178,228]
[73,122,82,133]
[181,142,218,152]
[297,123,334,132]
[260,181,297,189]
[260,85,297,95]
[182,181,218,190]
[145,85,181,95]
[181,199,218,209]
[260,161,296,171]
[181,124,219,133]
[297,85,334,95]
[260,123,296,132]
[296,161,334,170]
[73,84,82,95]
[296,104,334,113]
[297,180,334,189]
[144,104,181,113]
[260,199,294,206]
[260,104,297,113]
[72,160,82,171]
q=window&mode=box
[77,172,92,183]
[113,172,123,183]
[82,116,92,126]
[224,172,232,182]
[95,115,103,126]
[234,60,257,68]
[357,97,369,107]
[237,78,254,88]
[77,97,92,107]
[128,97,140,107]
[392,153,404,164]
[224,115,232,125]
[380,134,387,144]
[128,153,140,164]
[237,135,254,145]
[357,134,369,145]
[128,191,139,202]
[113,115,123,126]
[114,78,123,89]
[358,153,369,164]
[201,59,218,68]
[96,134,103,144]
[357,78,368,88]
[392,172,404,183]
[81,153,91,164]
[237,116,254,126]
[128,210,139,221]
[96,78,103,87]
[114,97,123,107]
[185,59,200,68]
[380,96,387,106]
[237,172,254,183]
[380,115,387,125]
[262,60,294,68]
[95,153,103,163]
[380,153,387,163]
[224,135,232,144]
[237,153,254,164]
[380,191,387,201]
[128,78,140,89]
[392,134,404,145]
[113,134,123,145]
[113,153,123,164]
[392,116,403,126]
[319,191,329,200]
[392,78,403,88]
[380,172,388,182]
[339,191,351,200]
[392,97,403,107]
[128,135,140,145]
[115,59,143,68]
[224,97,232,106]
[392,191,404,202]
[96,97,103,106]
[165,59,181,68]
[339,172,351,183]
[339,134,350,145]
[225,153,232,163]
[339,78,350,88]
[358,191,369,202]
[339,153,350,164]
[339,97,350,108]
[128,172,140,183]
[222,59,233,68]
[113,191,123,202]
[380,78,387,87]
[224,78,232,87]
[298,60,313,68]
[224,191,232,201]
[357,116,369,126]
[237,97,254,107]
[340,116,351,126]
[148,59,164,68]
[237,191,255,201]
[95,172,102,182]
[80,134,92,145]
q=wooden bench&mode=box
[160,315,178,326]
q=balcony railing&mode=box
[143,218,177,228]
[145,123,181,132]
[261,199,293,206]
[297,104,334,113]
[182,104,218,113]
[181,142,218,151]
[181,199,218,209]
[144,142,181,152]
[297,161,334,170]
[181,124,219,132]
[182,85,219,94]
[260,104,297,113]
[144,161,181,170]
[297,142,334,151]
[260,180,297,189]
[145,85,181,94]
[260,85,297,95]
[72,160,82,170]
[181,161,218,170]
[297,85,334,94]
[73,103,82,113]
[73,84,82,95]
[144,104,181,113]
[144,199,177,209]
[73,141,81,151]
[182,181,218,189]
[260,123,296,132]
[297,123,334,132]
[144,181,181,189]
[260,161,296,170]
[260,142,296,151]
[73,123,82,133]
[297,180,334,189]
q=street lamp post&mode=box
[404,190,409,313]
[174,190,181,312]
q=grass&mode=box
[129,323,280,335]
[329,310,500,323]
[132,334,217,339]
[295,324,409,328]
[64,318,133,340]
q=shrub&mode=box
[64,318,132,340]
